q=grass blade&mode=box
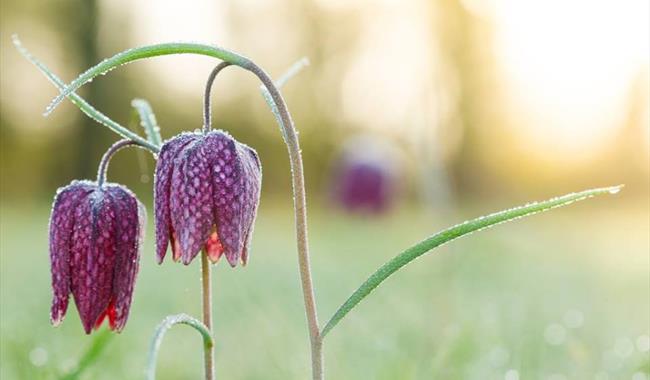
[11,35,158,153]
[146,314,213,380]
[260,57,309,142]
[131,98,163,147]
[321,185,623,338]
[60,329,113,380]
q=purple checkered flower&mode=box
[154,130,262,266]
[331,135,400,214]
[49,180,145,334]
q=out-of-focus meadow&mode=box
[1,0,648,379]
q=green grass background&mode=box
[1,198,648,379]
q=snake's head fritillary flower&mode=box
[49,180,145,334]
[331,135,400,214]
[154,130,262,267]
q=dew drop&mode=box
[59,358,76,373]
[29,347,48,367]
[563,309,584,329]
[602,349,622,371]
[636,334,650,352]
[488,346,509,368]
[614,337,634,358]
[504,369,519,380]
[544,324,567,346]
[608,186,621,194]
[593,371,609,380]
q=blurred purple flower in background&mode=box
[330,134,402,214]
[49,180,145,334]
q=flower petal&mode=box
[170,137,215,265]
[154,133,198,263]
[205,228,224,263]
[206,131,262,266]
[49,182,93,326]
[69,190,117,334]
[105,185,145,332]
[237,144,262,264]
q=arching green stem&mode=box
[96,139,149,187]
[203,61,232,134]
[44,43,251,115]
[146,314,214,380]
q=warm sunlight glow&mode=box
[123,0,230,95]
[493,0,649,160]
[115,0,649,162]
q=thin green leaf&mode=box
[45,43,252,116]
[321,185,623,338]
[11,35,159,153]
[60,329,113,380]
[125,107,152,182]
[260,57,309,142]
[146,314,213,380]
[276,57,310,88]
[131,98,163,147]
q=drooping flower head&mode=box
[331,134,401,214]
[49,180,145,334]
[154,130,262,266]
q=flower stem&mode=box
[201,249,215,380]
[203,62,232,134]
[244,63,324,380]
[96,139,146,187]
[204,60,322,378]
[146,314,213,380]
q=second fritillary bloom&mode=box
[154,130,262,266]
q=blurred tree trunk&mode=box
[75,0,100,178]
[430,0,504,196]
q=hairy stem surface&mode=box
[201,250,215,380]
[146,314,213,380]
[246,65,323,380]
[96,139,144,187]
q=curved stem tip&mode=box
[203,62,232,134]
[146,314,214,380]
[96,139,146,187]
